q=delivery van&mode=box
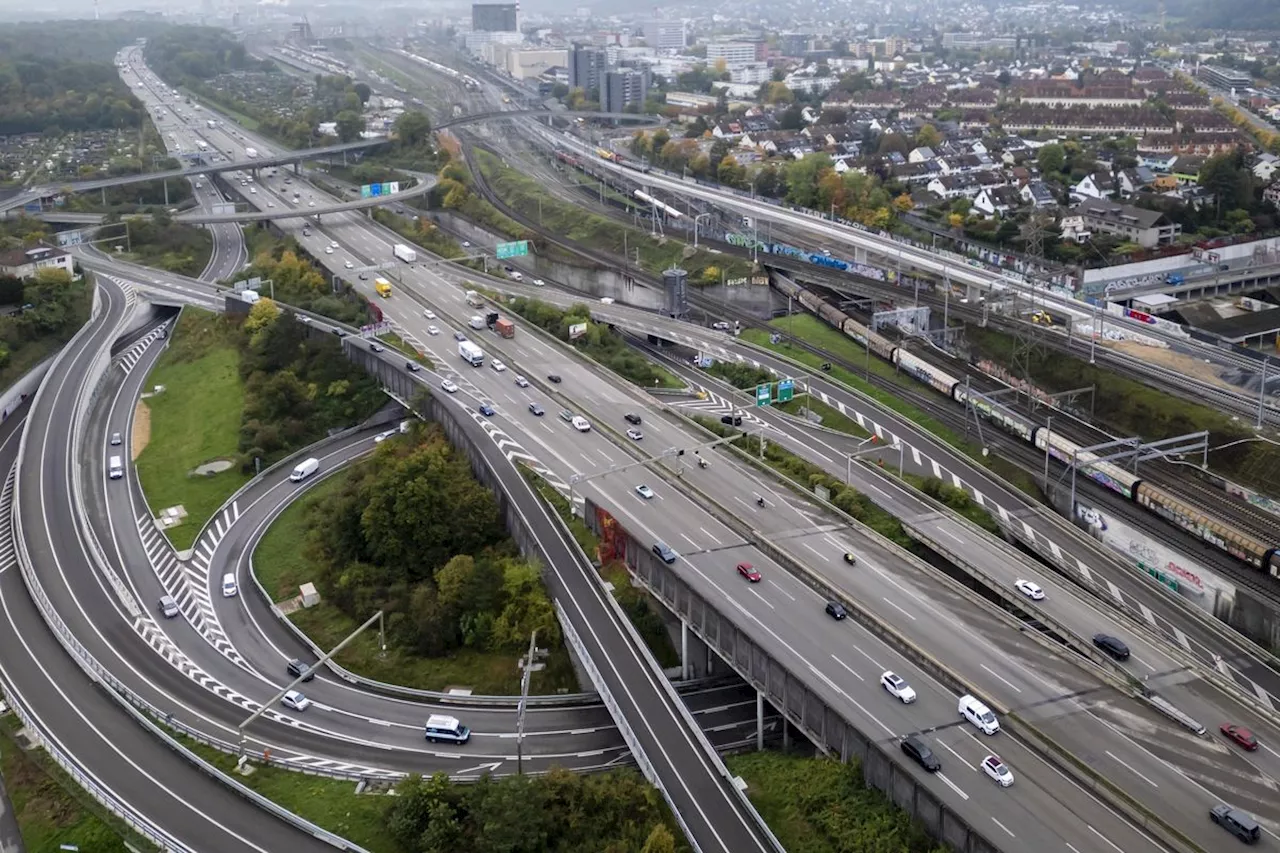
[289,458,319,482]
[108,455,123,480]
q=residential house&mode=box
[1264,181,1280,207]
[0,245,73,281]
[1073,171,1116,200]
[1058,214,1091,243]
[908,146,936,164]
[973,186,1023,218]
[1139,153,1179,172]
[1116,167,1155,198]
[927,174,981,200]
[1074,198,1181,248]
[1254,153,1280,183]
[1021,181,1057,207]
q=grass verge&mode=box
[777,394,872,438]
[0,713,144,853]
[134,309,250,552]
[727,751,945,853]
[377,332,433,368]
[253,473,348,602]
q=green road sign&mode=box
[778,378,795,403]
[496,240,530,260]
[755,383,772,407]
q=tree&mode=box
[778,103,805,130]
[915,123,942,149]
[717,154,745,188]
[352,82,371,104]
[1037,143,1066,175]
[783,153,834,208]
[753,164,781,198]
[394,110,433,148]
[1199,150,1252,217]
[334,110,364,143]
[642,824,677,853]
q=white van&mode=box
[468,315,485,330]
[221,573,238,598]
[959,694,1000,735]
[108,455,123,479]
[424,714,470,744]
[289,458,319,482]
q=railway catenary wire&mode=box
[456,127,1280,585]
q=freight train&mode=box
[771,275,1280,578]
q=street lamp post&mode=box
[693,213,711,248]
[516,630,547,776]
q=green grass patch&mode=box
[176,736,397,853]
[727,751,946,853]
[253,473,348,602]
[776,395,872,438]
[288,602,580,695]
[377,332,433,367]
[521,466,599,556]
[0,713,144,853]
[134,309,250,551]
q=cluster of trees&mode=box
[373,109,436,169]
[387,770,683,853]
[233,240,372,325]
[0,57,144,134]
[508,298,673,387]
[0,20,172,64]
[0,267,90,373]
[237,302,383,469]
[302,422,559,657]
[108,210,211,276]
[143,27,270,84]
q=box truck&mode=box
[245,147,258,159]
[374,278,392,297]
[393,244,417,263]
[494,318,515,338]
[458,341,484,367]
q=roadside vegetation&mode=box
[253,422,577,695]
[136,304,382,550]
[507,296,682,388]
[0,263,91,395]
[967,325,1280,496]
[228,228,375,324]
[103,211,212,276]
[371,207,481,271]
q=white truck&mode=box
[245,146,258,159]
[206,119,216,129]
[394,243,417,263]
[468,315,485,330]
[465,290,483,308]
[458,340,484,367]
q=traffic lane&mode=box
[596,492,1153,853]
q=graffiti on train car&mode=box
[724,232,889,282]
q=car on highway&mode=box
[281,690,311,712]
[624,412,642,425]
[533,278,545,287]
[529,403,545,416]
[308,200,316,207]
[652,542,677,564]
[721,413,743,426]
[880,671,916,703]
[453,331,467,342]
[571,416,591,433]
[1221,723,1259,751]
[635,484,655,500]
[374,429,396,443]
[626,428,643,441]
[405,361,421,373]
[1093,633,1130,661]
[344,260,353,269]
[158,595,179,619]
[1015,578,1045,600]
[900,736,940,772]
[547,373,562,383]
[1210,804,1262,843]
[427,326,440,336]
[515,375,529,388]
[712,321,731,331]
[110,432,122,446]
[249,187,257,194]
[981,755,1014,787]
[287,659,315,682]
[559,409,574,423]
[825,600,847,620]
[441,378,459,393]
[491,360,507,372]
[736,562,761,582]
[478,403,496,417]
[221,573,238,598]
[324,246,334,254]
[423,309,436,320]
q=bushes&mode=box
[706,361,772,390]
[303,424,560,659]
[231,235,372,324]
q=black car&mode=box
[825,600,847,620]
[547,374,563,384]
[405,361,421,373]
[287,659,315,682]
[1093,633,1130,661]
[901,736,941,772]
[624,412,642,425]
[721,414,743,426]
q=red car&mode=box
[736,562,761,582]
[1221,723,1259,751]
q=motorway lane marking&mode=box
[849,643,884,671]
[679,532,699,550]
[1172,627,1191,651]
[748,588,774,610]
[1087,825,1127,853]
[699,527,720,544]
[1131,654,1157,672]
[937,526,964,545]
[1104,750,1159,787]
[882,597,916,621]
[935,738,975,770]
[980,664,1021,694]
[1254,682,1276,710]
[990,818,1015,838]
[1076,560,1093,582]
[934,772,969,801]
[801,542,827,561]
[768,580,795,601]
[829,654,864,681]
[1138,603,1157,627]
[1106,580,1125,604]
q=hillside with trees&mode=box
[0,56,144,134]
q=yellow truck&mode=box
[374,278,392,298]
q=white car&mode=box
[281,690,311,712]
[308,200,316,207]
[491,360,507,372]
[427,325,440,336]
[423,309,436,320]
[514,375,529,388]
[330,241,339,249]
[344,260,353,269]
[249,187,257,194]
[267,201,274,208]
[1015,579,1045,601]
[533,278,545,287]
[981,755,1014,787]
[571,415,591,433]
[626,428,643,441]
[880,671,916,703]
[374,429,396,443]
[324,246,334,254]
[635,484,655,500]
[441,379,459,393]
